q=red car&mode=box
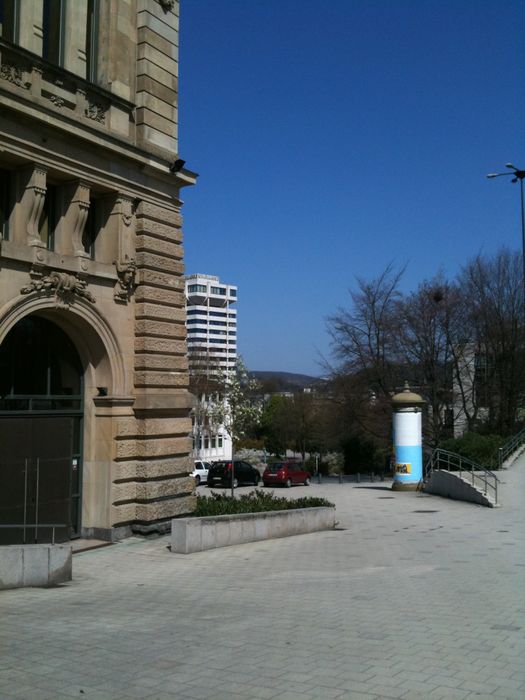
[263,461,311,488]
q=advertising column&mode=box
[392,383,425,491]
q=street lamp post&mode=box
[487,163,525,307]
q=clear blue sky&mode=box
[178,0,525,376]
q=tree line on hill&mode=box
[252,248,524,471]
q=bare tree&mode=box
[325,249,525,454]
[325,264,406,460]
[395,277,455,445]
[458,248,525,434]
[326,263,405,398]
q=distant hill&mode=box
[251,371,325,392]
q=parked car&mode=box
[191,460,211,485]
[207,460,261,488]
[263,461,311,487]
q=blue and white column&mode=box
[392,383,424,491]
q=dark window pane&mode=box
[0,169,12,240]
[0,316,82,399]
[42,0,64,65]
[86,0,99,82]
[0,0,19,42]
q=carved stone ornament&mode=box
[85,102,106,124]
[113,258,137,302]
[0,63,30,89]
[21,267,96,307]
[49,94,65,108]
[159,0,175,11]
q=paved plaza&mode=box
[1,457,524,700]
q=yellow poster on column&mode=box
[395,463,411,474]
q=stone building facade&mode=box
[0,0,197,542]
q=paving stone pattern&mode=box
[1,456,524,700]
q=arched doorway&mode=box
[0,315,84,544]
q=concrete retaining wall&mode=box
[502,443,525,469]
[0,545,72,590]
[171,507,336,554]
[423,470,496,507]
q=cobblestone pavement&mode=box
[1,457,524,700]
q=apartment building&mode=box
[185,274,237,461]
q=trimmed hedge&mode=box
[194,490,334,517]
[438,432,505,468]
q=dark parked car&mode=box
[207,460,261,488]
[263,461,311,488]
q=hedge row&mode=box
[193,490,334,517]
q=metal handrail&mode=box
[425,448,500,505]
[0,524,66,545]
[498,426,525,468]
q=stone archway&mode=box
[0,296,130,541]
[0,295,127,396]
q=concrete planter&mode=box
[171,506,336,554]
[0,544,72,590]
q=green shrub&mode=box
[438,432,505,468]
[193,489,334,517]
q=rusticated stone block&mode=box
[135,251,184,275]
[135,304,185,322]
[136,201,181,226]
[136,93,175,122]
[116,416,192,438]
[135,286,184,307]
[137,269,183,290]
[137,58,178,92]
[137,127,178,161]
[136,234,183,259]
[135,319,185,338]
[138,27,179,62]
[136,75,178,113]
[137,107,176,137]
[114,476,193,503]
[135,218,183,241]
[138,44,179,80]
[134,337,186,354]
[135,353,188,372]
[113,455,192,481]
[134,370,188,388]
[116,436,189,459]
[132,392,192,413]
[136,495,196,522]
[112,502,137,523]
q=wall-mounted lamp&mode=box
[170,159,186,173]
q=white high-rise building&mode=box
[185,274,238,461]
[185,274,238,372]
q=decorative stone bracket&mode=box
[113,257,136,302]
[20,265,96,307]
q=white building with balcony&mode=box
[185,274,238,461]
